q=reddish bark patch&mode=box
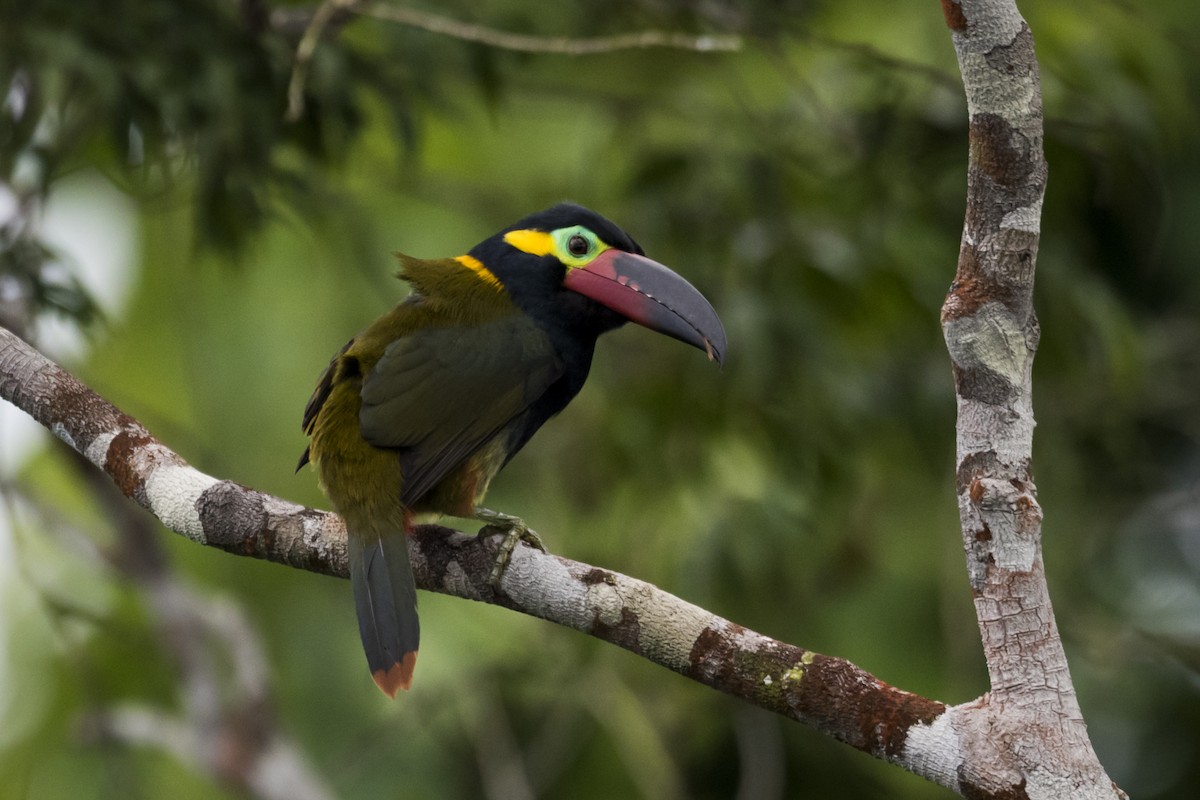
[961,775,1029,800]
[956,452,1001,492]
[795,655,947,758]
[581,567,617,586]
[943,261,989,321]
[941,0,967,31]
[688,625,734,679]
[685,626,948,762]
[105,430,153,498]
[592,606,642,655]
[686,623,764,690]
[970,114,1033,190]
[50,366,142,456]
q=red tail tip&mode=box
[372,651,418,698]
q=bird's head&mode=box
[468,203,727,365]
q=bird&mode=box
[298,203,726,697]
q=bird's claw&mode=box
[474,508,546,587]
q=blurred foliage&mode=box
[2,1,1200,798]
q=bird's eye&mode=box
[567,235,590,257]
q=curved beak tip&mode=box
[565,249,727,368]
[704,338,723,367]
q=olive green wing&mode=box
[358,314,562,507]
[297,337,354,471]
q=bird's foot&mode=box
[474,507,546,587]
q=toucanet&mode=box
[299,203,726,696]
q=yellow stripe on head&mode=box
[504,226,611,269]
[503,229,556,257]
[454,254,503,291]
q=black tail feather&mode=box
[348,530,420,696]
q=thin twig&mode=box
[282,1,742,121]
[285,0,359,122]
[360,3,742,55]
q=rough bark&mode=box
[934,1,1123,797]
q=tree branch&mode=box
[281,1,741,121]
[938,1,1122,797]
[284,0,358,123]
[83,704,333,800]
[356,3,742,55]
[58,444,335,800]
[1,323,961,790]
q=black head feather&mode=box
[465,203,641,338]
[495,202,645,257]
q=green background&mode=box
[2,1,1198,797]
